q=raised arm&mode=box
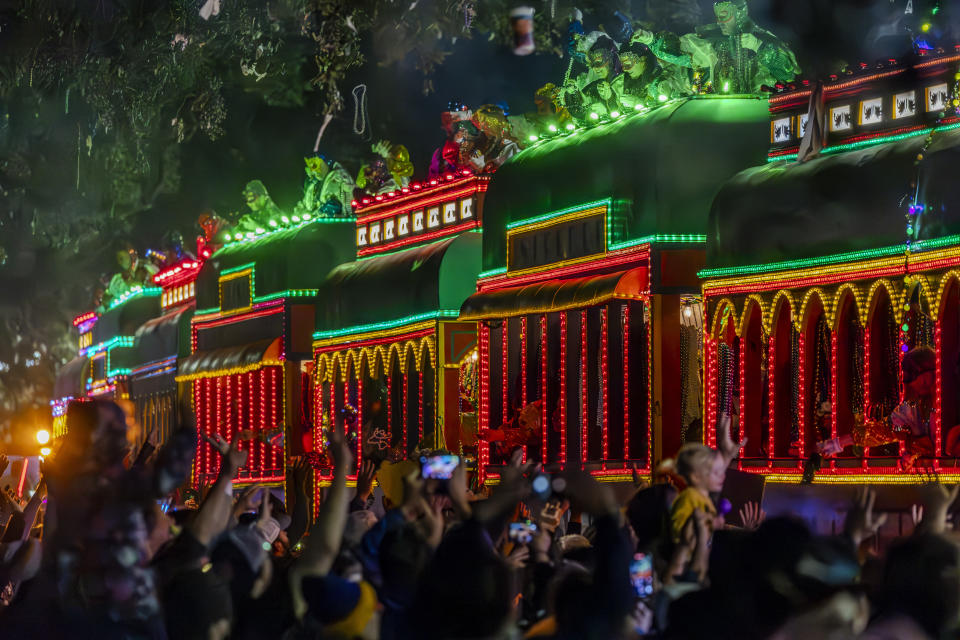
[188,433,247,546]
[290,425,351,620]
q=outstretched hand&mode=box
[844,487,888,546]
[356,459,377,502]
[916,483,960,534]
[718,413,746,463]
[204,433,248,473]
[739,501,766,531]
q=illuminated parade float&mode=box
[311,171,487,490]
[460,96,770,483]
[52,247,206,449]
[702,50,960,483]
[180,214,355,497]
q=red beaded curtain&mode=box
[193,366,285,488]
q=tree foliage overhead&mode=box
[0,0,610,424]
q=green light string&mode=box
[698,233,960,278]
[312,310,459,340]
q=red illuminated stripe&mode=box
[478,246,650,292]
[356,183,482,224]
[192,303,284,328]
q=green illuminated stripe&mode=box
[220,262,256,276]
[219,217,356,251]
[84,335,135,357]
[254,289,318,303]
[478,267,507,279]
[107,287,162,310]
[609,234,706,251]
[194,307,219,316]
[699,234,960,278]
[313,310,459,340]
[505,198,612,230]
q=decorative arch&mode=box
[417,335,437,371]
[936,270,960,319]
[830,283,864,331]
[387,341,405,373]
[739,295,769,338]
[910,274,937,315]
[709,298,738,339]
[767,290,796,334]
[798,287,831,331]
[865,278,902,325]
[403,341,419,373]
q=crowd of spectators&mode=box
[1,400,959,640]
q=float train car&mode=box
[311,171,487,501]
[458,96,770,484]
[51,258,204,451]
[701,51,960,523]
[182,218,355,500]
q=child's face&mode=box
[691,454,727,494]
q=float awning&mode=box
[459,266,648,320]
[314,233,482,337]
[176,337,281,381]
[134,304,194,364]
[53,356,89,400]
[708,127,960,269]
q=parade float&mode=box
[460,94,771,484]
[702,49,960,484]
[180,189,356,496]
[310,168,489,489]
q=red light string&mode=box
[560,313,567,465]
[623,304,630,461]
[581,310,588,468]
[601,307,609,468]
[540,315,548,465]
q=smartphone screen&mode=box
[509,520,537,544]
[420,455,459,479]
[630,553,654,598]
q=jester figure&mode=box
[817,347,936,467]
[234,179,283,234]
[293,153,356,219]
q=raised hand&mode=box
[916,483,960,534]
[739,501,766,531]
[355,459,376,503]
[504,544,530,570]
[844,487,888,546]
[233,482,264,518]
[718,413,747,463]
[911,503,923,527]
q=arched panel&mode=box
[800,294,830,456]
[834,292,864,450]
[831,284,864,331]
[866,284,900,456]
[770,293,798,457]
[799,288,831,333]
[740,301,765,458]
[938,276,960,457]
[865,279,902,326]
[710,298,738,339]
[739,295,769,338]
